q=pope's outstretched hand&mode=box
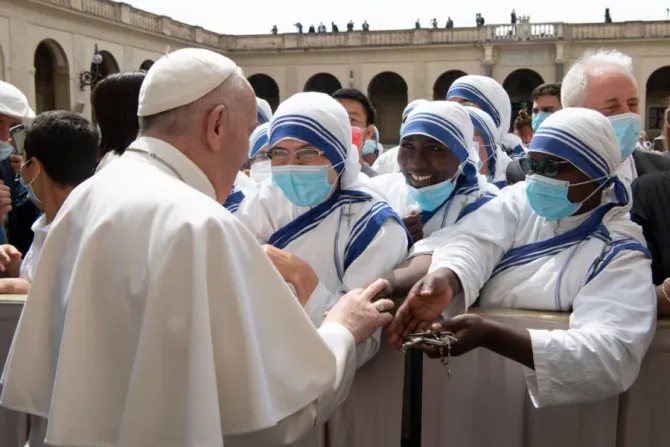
[324,279,394,345]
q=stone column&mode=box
[483,43,494,77]
[555,42,565,81]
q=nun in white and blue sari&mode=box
[466,106,507,189]
[372,99,428,175]
[370,101,498,240]
[413,108,656,406]
[256,97,273,125]
[237,92,410,367]
[223,124,271,213]
[447,75,521,183]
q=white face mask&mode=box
[250,160,272,183]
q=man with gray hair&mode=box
[0,48,395,447]
[561,49,670,183]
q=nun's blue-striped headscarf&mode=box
[400,99,429,131]
[402,101,479,189]
[269,92,350,175]
[447,75,525,158]
[529,107,628,206]
[248,123,269,158]
[256,97,273,124]
[466,106,499,178]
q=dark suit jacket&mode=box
[631,149,670,177]
[0,159,41,255]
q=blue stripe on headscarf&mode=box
[403,104,419,120]
[447,84,501,128]
[469,112,495,158]
[530,126,610,182]
[257,106,270,124]
[270,114,348,173]
[401,112,469,162]
[249,125,269,158]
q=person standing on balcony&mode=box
[347,20,354,31]
[431,18,438,28]
[362,20,370,31]
[332,22,339,32]
[294,22,303,33]
[511,9,517,25]
[271,25,278,34]
[605,8,612,23]
[446,17,454,28]
[415,19,421,29]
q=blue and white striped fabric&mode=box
[466,106,498,180]
[402,101,473,169]
[256,97,273,124]
[248,123,269,158]
[447,75,525,158]
[269,92,351,175]
[529,107,629,206]
[400,99,429,132]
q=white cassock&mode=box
[0,136,361,447]
[236,92,410,368]
[419,109,657,407]
[369,101,499,238]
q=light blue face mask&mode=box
[361,140,378,156]
[531,111,551,132]
[20,159,41,204]
[407,166,462,212]
[608,113,641,160]
[525,174,604,220]
[0,141,14,162]
[272,164,339,207]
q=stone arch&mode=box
[502,69,544,128]
[247,74,280,111]
[433,70,467,100]
[140,59,154,71]
[34,39,71,113]
[645,66,670,137]
[368,71,408,144]
[97,50,120,80]
[304,73,342,95]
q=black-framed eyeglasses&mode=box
[519,157,571,178]
[268,147,326,164]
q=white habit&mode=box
[1,47,361,447]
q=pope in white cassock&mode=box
[371,99,427,175]
[0,48,396,447]
[370,101,498,244]
[388,107,656,407]
[236,92,411,368]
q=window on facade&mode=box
[648,107,666,130]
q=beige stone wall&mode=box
[1,0,669,137]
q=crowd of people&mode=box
[0,46,668,446]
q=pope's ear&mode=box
[206,105,226,152]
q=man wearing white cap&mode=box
[0,80,40,253]
[0,48,394,447]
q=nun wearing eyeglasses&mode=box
[372,99,428,175]
[369,102,498,244]
[388,108,656,407]
[237,92,410,367]
[447,75,521,184]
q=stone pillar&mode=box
[483,43,494,77]
[555,42,565,82]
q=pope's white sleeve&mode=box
[428,186,520,307]
[523,249,656,407]
[223,322,357,447]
